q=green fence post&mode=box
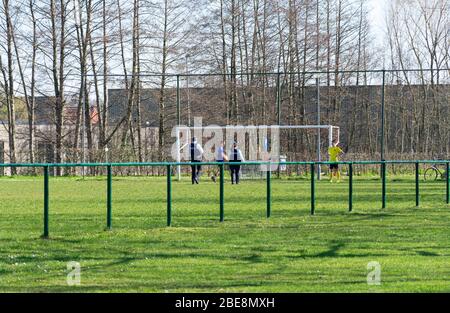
[446,162,449,204]
[311,163,315,215]
[167,164,172,227]
[220,163,224,222]
[107,165,112,230]
[349,163,353,212]
[415,162,419,207]
[267,168,271,218]
[43,166,49,238]
[382,162,386,209]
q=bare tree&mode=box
[0,0,17,173]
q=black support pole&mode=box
[276,72,281,125]
[176,75,180,126]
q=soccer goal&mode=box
[173,124,340,180]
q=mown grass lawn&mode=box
[0,173,449,292]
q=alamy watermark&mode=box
[66,261,81,286]
[367,261,381,285]
[171,117,281,171]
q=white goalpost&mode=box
[174,124,340,180]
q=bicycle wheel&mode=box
[424,167,438,181]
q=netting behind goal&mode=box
[174,125,340,180]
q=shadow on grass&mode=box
[416,250,440,257]
[285,240,389,259]
[314,242,345,257]
[241,253,263,263]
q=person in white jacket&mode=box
[211,141,228,183]
[229,142,245,184]
[190,137,204,184]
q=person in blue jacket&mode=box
[190,137,204,184]
[228,142,245,185]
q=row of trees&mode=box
[0,0,449,169]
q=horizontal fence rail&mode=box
[0,160,448,238]
[1,160,450,168]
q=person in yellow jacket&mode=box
[328,140,344,182]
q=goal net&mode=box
[172,125,340,180]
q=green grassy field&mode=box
[0,173,449,292]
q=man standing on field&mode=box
[190,137,204,184]
[328,140,344,183]
[229,142,245,185]
[211,141,228,183]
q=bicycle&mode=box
[423,163,448,181]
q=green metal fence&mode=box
[97,68,450,162]
[0,160,449,238]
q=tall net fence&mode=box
[1,69,449,176]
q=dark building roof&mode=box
[107,89,160,127]
[106,84,450,129]
[34,96,57,124]
[26,96,96,125]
